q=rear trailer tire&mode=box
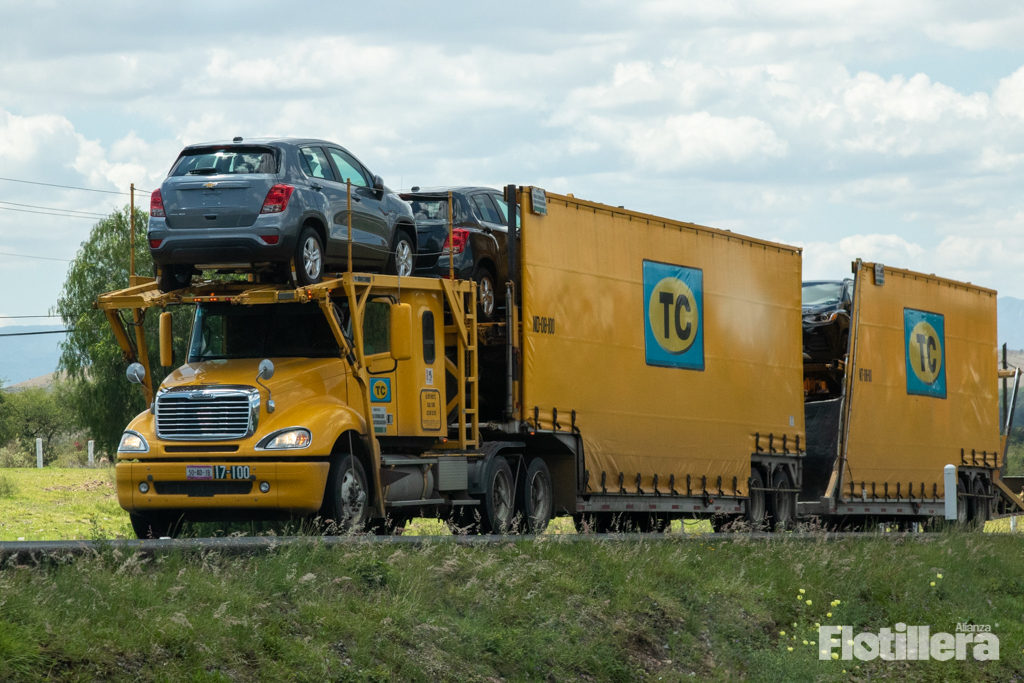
[767,470,796,531]
[321,454,370,533]
[480,456,515,534]
[129,513,182,539]
[473,266,497,322]
[517,458,553,534]
[386,230,415,277]
[956,478,969,525]
[294,227,324,286]
[155,264,193,293]
[745,468,766,528]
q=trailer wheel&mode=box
[746,469,766,528]
[321,454,370,533]
[956,478,969,525]
[768,470,795,531]
[480,456,515,534]
[970,478,990,527]
[518,458,552,534]
[129,513,183,539]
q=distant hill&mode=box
[0,325,66,386]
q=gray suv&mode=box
[148,138,417,292]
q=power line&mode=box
[0,329,70,337]
[0,251,73,263]
[0,200,108,217]
[0,176,131,196]
[0,205,103,220]
[0,315,61,319]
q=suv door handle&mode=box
[310,183,322,191]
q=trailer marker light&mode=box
[149,239,163,248]
[150,189,165,217]
[261,184,295,213]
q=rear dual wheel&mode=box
[767,470,796,531]
[517,458,553,534]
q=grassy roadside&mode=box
[0,468,131,541]
[2,534,1023,682]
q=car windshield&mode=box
[409,200,449,221]
[802,282,844,307]
[170,148,277,176]
[188,303,341,362]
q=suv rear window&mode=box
[170,148,278,176]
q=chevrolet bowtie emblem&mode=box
[204,182,217,188]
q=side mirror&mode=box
[390,303,412,361]
[126,362,146,385]
[373,175,384,191]
[159,312,173,367]
[257,359,275,381]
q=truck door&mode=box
[362,298,399,437]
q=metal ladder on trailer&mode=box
[441,280,480,450]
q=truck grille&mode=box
[155,386,259,441]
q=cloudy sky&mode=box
[3,0,1024,325]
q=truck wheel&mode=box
[767,470,795,531]
[322,454,370,533]
[473,266,497,322]
[294,227,324,286]
[746,469,766,528]
[155,264,193,293]
[956,478,969,525]
[129,513,182,539]
[480,456,515,534]
[517,458,552,534]
[970,478,990,527]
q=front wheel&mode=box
[321,454,370,533]
[386,230,415,277]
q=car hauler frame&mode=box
[799,260,1024,525]
[100,186,807,536]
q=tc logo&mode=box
[643,260,704,371]
[370,378,391,403]
[648,277,699,355]
[903,308,946,399]
[908,320,942,385]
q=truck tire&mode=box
[745,468,766,528]
[155,264,193,293]
[518,458,552,534]
[129,513,183,539]
[294,227,324,286]
[479,456,515,534]
[321,454,370,533]
[767,470,795,531]
[970,478,990,527]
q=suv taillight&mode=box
[261,184,295,214]
[150,189,165,217]
[442,228,470,255]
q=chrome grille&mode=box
[155,386,259,441]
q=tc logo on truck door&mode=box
[904,308,946,399]
[643,260,704,371]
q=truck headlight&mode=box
[118,430,149,453]
[256,428,311,450]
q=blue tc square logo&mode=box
[643,260,704,371]
[370,378,392,403]
[904,308,946,399]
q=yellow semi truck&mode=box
[101,187,806,537]
[799,261,1024,526]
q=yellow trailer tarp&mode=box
[841,262,999,498]
[519,189,804,496]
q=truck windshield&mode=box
[170,148,278,176]
[802,282,844,307]
[188,303,341,362]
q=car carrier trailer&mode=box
[100,186,807,537]
[799,260,1024,526]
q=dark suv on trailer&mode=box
[400,186,518,321]
[802,279,854,399]
[148,138,417,291]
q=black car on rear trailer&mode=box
[401,186,518,322]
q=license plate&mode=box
[186,465,250,480]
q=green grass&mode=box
[2,534,1023,682]
[0,468,131,541]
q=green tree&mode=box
[55,206,191,456]
[4,386,75,464]
[0,379,15,446]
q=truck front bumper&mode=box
[116,461,330,516]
